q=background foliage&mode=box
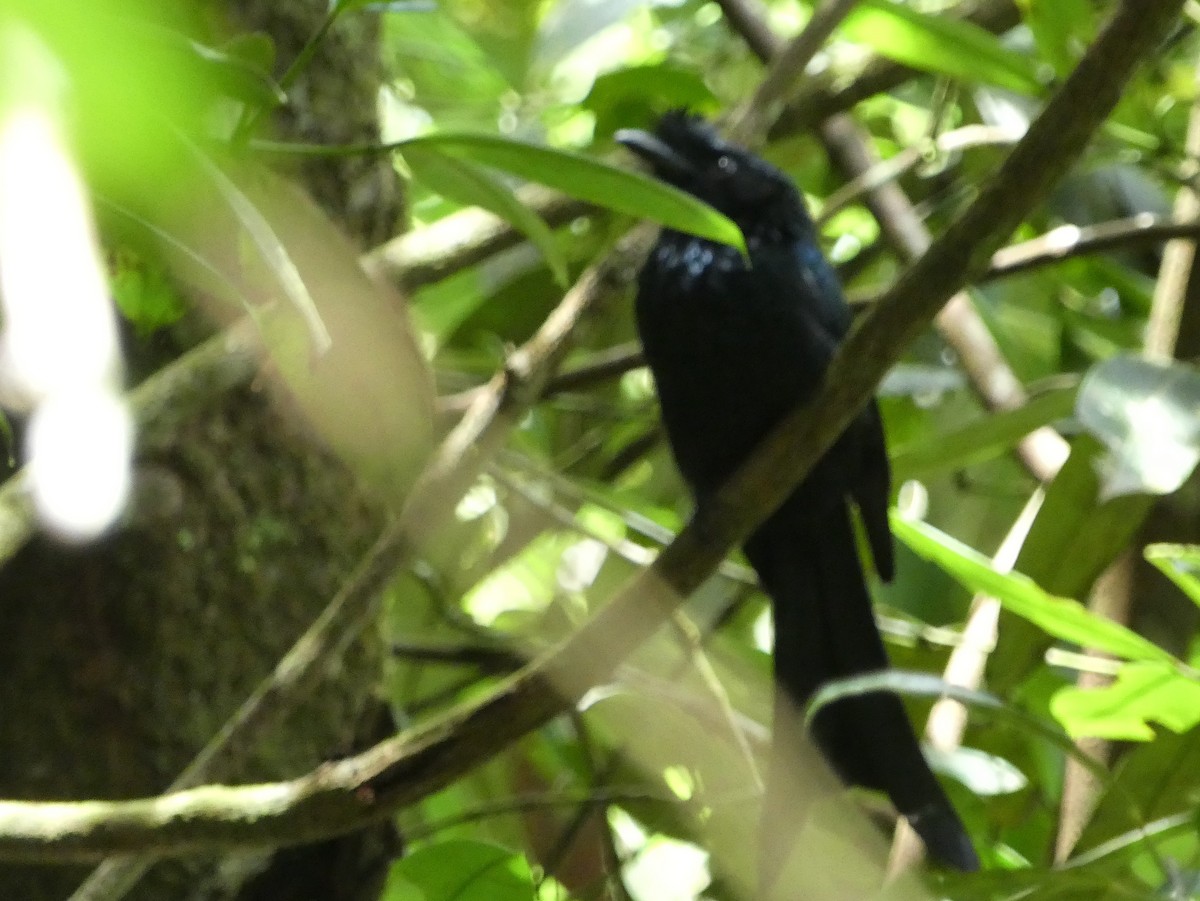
[2,1,1200,900]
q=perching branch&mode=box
[0,0,1181,865]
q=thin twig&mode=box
[730,0,863,146]
[818,124,1022,225]
[985,214,1200,282]
[769,0,1023,140]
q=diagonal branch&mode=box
[0,0,1181,866]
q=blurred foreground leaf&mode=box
[399,132,746,252]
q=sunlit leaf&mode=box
[462,530,575,627]
[584,64,717,139]
[1015,0,1098,77]
[536,0,647,70]
[1051,662,1200,740]
[404,145,570,287]
[398,132,746,252]
[381,840,536,901]
[842,0,1045,95]
[892,514,1178,665]
[1075,355,1200,500]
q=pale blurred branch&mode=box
[363,183,590,292]
[985,214,1200,282]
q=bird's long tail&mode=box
[745,500,978,878]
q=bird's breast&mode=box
[636,234,836,493]
[647,234,745,293]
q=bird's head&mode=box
[616,110,803,230]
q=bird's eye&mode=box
[716,155,736,174]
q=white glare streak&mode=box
[0,86,132,540]
[0,109,118,403]
[26,389,133,541]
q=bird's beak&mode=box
[615,128,695,181]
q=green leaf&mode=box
[890,385,1076,481]
[404,145,570,287]
[184,37,285,108]
[398,132,746,252]
[584,64,717,139]
[217,33,276,84]
[989,437,1152,694]
[891,514,1178,666]
[462,530,575,627]
[1070,727,1200,855]
[1145,544,1200,610]
[1016,0,1098,77]
[842,0,1045,95]
[129,24,285,110]
[410,269,490,348]
[381,840,537,901]
[1051,662,1200,740]
[110,251,188,336]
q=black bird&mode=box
[617,112,978,875]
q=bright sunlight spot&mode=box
[26,388,133,541]
[0,27,131,540]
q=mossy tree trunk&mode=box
[0,3,412,899]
